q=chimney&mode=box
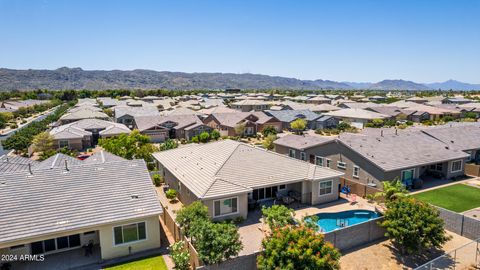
[64,160,69,171]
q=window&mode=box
[353,166,360,178]
[451,160,463,173]
[289,149,296,158]
[9,245,25,250]
[326,159,332,168]
[337,161,346,169]
[214,197,238,217]
[278,184,286,190]
[315,156,324,166]
[429,163,443,171]
[58,140,69,148]
[401,169,414,182]
[319,181,333,196]
[300,152,306,161]
[114,222,147,245]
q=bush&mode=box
[262,125,277,137]
[442,116,454,122]
[337,122,351,131]
[170,241,190,270]
[160,139,178,151]
[191,136,199,143]
[261,205,295,229]
[152,174,163,186]
[406,120,414,126]
[262,134,277,150]
[166,189,178,201]
[210,130,221,140]
[380,197,451,255]
[199,131,210,143]
[290,119,307,134]
[175,201,209,237]
[9,123,18,129]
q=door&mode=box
[401,169,414,186]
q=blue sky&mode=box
[0,0,479,83]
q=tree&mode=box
[262,134,277,150]
[190,220,243,265]
[152,174,163,187]
[175,201,209,237]
[98,130,158,162]
[373,179,408,202]
[210,130,221,140]
[170,241,190,270]
[380,197,451,255]
[32,132,54,155]
[262,125,277,137]
[290,119,307,134]
[160,139,178,151]
[234,122,246,137]
[257,225,341,270]
[261,205,295,229]
[337,122,351,131]
[464,112,477,119]
[199,131,210,143]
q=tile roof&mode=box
[134,114,204,132]
[274,134,335,150]
[50,119,130,140]
[0,155,39,173]
[153,140,344,199]
[34,154,83,170]
[325,108,389,120]
[265,110,321,122]
[83,151,126,164]
[421,123,480,152]
[0,159,162,245]
[114,105,160,118]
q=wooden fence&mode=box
[339,178,382,197]
[465,163,480,177]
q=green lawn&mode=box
[103,255,168,270]
[412,184,480,213]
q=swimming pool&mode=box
[306,210,380,233]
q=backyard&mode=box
[103,255,168,270]
[412,183,480,213]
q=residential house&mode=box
[324,108,389,128]
[442,97,473,104]
[264,109,337,130]
[153,140,344,220]
[59,106,110,125]
[134,114,212,142]
[305,96,332,105]
[203,112,282,136]
[274,133,468,188]
[50,119,131,150]
[230,99,272,112]
[0,157,163,266]
[114,105,161,129]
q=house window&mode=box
[58,140,69,148]
[353,166,360,178]
[337,161,346,169]
[289,149,296,158]
[326,159,332,168]
[300,152,306,161]
[451,160,463,173]
[278,184,286,190]
[319,181,333,196]
[114,222,147,245]
[315,156,324,166]
[429,163,443,171]
[214,197,238,217]
[30,234,81,255]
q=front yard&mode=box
[412,183,480,212]
[103,255,168,270]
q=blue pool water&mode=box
[306,210,380,233]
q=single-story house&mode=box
[274,132,468,188]
[324,108,390,128]
[230,99,272,112]
[203,112,282,137]
[264,109,338,130]
[50,119,131,150]
[154,140,344,220]
[0,157,163,265]
[59,107,110,125]
[114,105,161,129]
[134,114,212,142]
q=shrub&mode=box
[210,130,221,140]
[337,122,351,131]
[290,119,307,134]
[152,174,163,187]
[261,205,295,229]
[379,197,451,255]
[257,225,341,270]
[191,136,199,143]
[199,131,210,143]
[262,134,277,150]
[406,120,414,126]
[9,123,18,129]
[166,189,178,201]
[160,139,178,151]
[442,116,454,122]
[170,241,190,270]
[262,125,277,137]
[175,201,209,237]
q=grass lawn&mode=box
[413,184,480,213]
[103,255,168,270]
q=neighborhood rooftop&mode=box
[274,134,335,151]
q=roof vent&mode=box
[131,194,140,199]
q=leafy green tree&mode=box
[262,125,277,137]
[371,118,384,128]
[190,220,243,265]
[170,241,190,270]
[337,122,351,131]
[374,179,408,202]
[290,119,307,134]
[379,197,451,255]
[234,122,246,137]
[210,129,220,140]
[175,201,210,237]
[257,225,341,270]
[98,130,158,162]
[160,139,178,151]
[464,112,477,119]
[199,131,210,143]
[261,205,295,229]
[262,134,277,150]
[32,132,55,154]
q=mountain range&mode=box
[0,67,478,91]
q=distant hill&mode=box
[342,82,373,89]
[0,67,352,91]
[368,80,431,90]
[426,80,480,91]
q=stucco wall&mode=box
[310,178,340,205]
[98,215,161,260]
[203,193,249,221]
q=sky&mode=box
[0,0,479,83]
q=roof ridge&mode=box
[212,141,242,178]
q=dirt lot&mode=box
[340,231,473,270]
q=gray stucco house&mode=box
[153,140,344,220]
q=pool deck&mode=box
[295,194,377,219]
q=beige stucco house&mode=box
[0,157,163,268]
[153,140,344,221]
